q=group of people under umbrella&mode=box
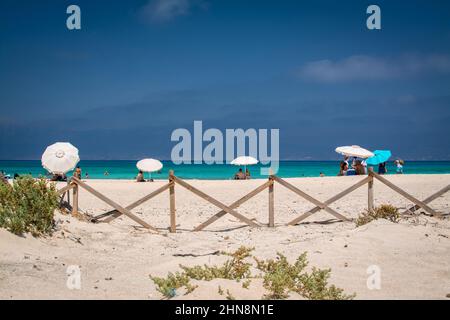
[336,145,404,176]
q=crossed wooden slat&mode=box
[71,177,159,233]
[171,175,261,230]
[401,184,450,216]
[287,176,371,225]
[194,179,272,231]
[369,171,441,217]
[93,183,171,223]
[272,175,350,224]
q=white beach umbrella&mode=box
[41,142,80,174]
[335,145,374,159]
[136,158,163,180]
[230,156,258,176]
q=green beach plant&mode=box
[150,247,354,300]
[0,176,59,236]
[180,246,253,281]
[355,204,400,227]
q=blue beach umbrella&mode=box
[366,150,392,165]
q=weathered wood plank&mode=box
[72,184,79,215]
[57,183,75,195]
[169,171,176,233]
[368,173,374,212]
[268,178,275,227]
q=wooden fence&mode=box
[57,168,449,233]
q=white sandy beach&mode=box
[1,174,449,299]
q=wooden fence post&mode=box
[66,180,71,204]
[169,170,176,233]
[268,176,275,227]
[368,168,374,211]
[72,183,79,215]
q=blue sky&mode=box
[1,0,450,160]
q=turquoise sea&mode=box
[1,160,450,180]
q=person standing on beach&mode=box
[378,162,387,174]
[74,166,82,179]
[395,160,404,174]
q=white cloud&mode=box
[139,0,206,23]
[298,54,450,82]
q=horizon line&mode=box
[1,159,450,162]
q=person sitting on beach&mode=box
[378,162,387,175]
[234,168,246,180]
[343,156,349,167]
[338,161,348,176]
[51,173,67,182]
[361,159,368,174]
[245,169,250,179]
[354,160,365,175]
[320,172,325,177]
[136,170,145,182]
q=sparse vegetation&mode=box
[150,272,190,298]
[226,289,235,300]
[242,279,251,289]
[355,204,400,227]
[218,285,224,295]
[180,246,253,281]
[150,246,354,300]
[296,267,355,300]
[255,252,354,300]
[255,252,308,299]
[0,176,59,236]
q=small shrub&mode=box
[255,252,354,300]
[242,279,251,289]
[297,267,355,300]
[150,272,191,298]
[255,252,308,299]
[181,246,253,281]
[356,204,400,227]
[0,176,59,236]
